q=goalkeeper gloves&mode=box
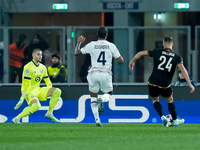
[14,92,27,110]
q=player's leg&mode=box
[152,96,168,127]
[47,87,61,114]
[98,91,113,102]
[166,95,177,121]
[38,87,61,123]
[98,73,113,115]
[165,90,184,126]
[148,84,168,127]
[87,73,102,127]
[89,91,102,127]
[12,94,41,124]
[98,91,112,115]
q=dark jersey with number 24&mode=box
[148,48,183,88]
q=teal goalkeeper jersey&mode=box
[21,61,52,93]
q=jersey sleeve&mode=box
[80,43,91,54]
[110,43,121,58]
[21,65,31,93]
[177,55,183,65]
[147,49,155,57]
[43,78,52,87]
[43,67,52,87]
[43,66,49,78]
[47,66,50,75]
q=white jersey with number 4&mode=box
[81,40,121,75]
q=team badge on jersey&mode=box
[26,69,29,73]
[40,69,43,73]
[31,95,36,98]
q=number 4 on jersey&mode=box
[97,51,106,66]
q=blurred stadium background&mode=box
[1,1,200,149]
[0,0,200,124]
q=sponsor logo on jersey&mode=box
[35,76,41,82]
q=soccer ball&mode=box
[166,114,173,126]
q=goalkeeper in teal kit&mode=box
[12,48,61,123]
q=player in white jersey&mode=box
[75,27,124,127]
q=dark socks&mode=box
[153,101,164,117]
[168,102,177,120]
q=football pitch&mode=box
[0,123,199,150]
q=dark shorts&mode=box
[148,84,173,98]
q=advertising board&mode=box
[0,84,199,123]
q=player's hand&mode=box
[14,97,25,110]
[129,62,135,70]
[189,85,195,93]
[78,35,86,43]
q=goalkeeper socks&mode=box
[91,97,99,121]
[153,101,164,117]
[16,103,41,119]
[168,102,177,120]
[48,88,61,114]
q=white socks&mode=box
[90,94,111,122]
[101,93,111,102]
[90,97,99,121]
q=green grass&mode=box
[0,123,200,150]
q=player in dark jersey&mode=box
[129,35,195,127]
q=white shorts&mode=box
[87,73,113,93]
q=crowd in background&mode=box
[0,33,197,86]
[8,34,67,83]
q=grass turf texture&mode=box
[0,123,200,150]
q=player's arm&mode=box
[43,67,52,87]
[43,77,52,87]
[129,50,148,70]
[14,67,31,110]
[117,56,124,63]
[74,35,86,56]
[22,78,31,93]
[112,44,124,63]
[177,64,195,93]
